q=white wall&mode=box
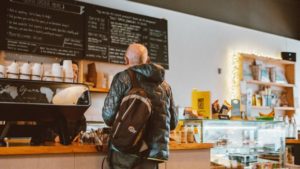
[81,0,300,122]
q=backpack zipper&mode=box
[121,98,137,120]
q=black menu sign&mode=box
[0,1,169,68]
[85,5,169,69]
[2,0,85,58]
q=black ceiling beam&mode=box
[130,0,300,40]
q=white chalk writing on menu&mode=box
[85,5,169,68]
[5,0,84,58]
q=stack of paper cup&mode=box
[0,65,5,78]
[43,70,53,81]
[7,61,19,79]
[62,60,74,83]
[32,63,43,81]
[52,63,63,82]
[20,62,31,80]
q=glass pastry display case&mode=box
[202,120,285,169]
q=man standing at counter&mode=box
[102,43,178,169]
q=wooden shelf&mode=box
[252,106,295,111]
[275,107,295,111]
[240,53,295,65]
[89,87,109,93]
[246,80,295,88]
[239,53,295,117]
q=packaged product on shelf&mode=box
[260,66,270,82]
[243,63,253,80]
[275,68,288,84]
[270,94,279,107]
[269,67,276,82]
[231,99,241,117]
[191,89,211,119]
[255,94,262,107]
[279,92,289,107]
[212,100,220,119]
[219,100,232,115]
[250,64,262,81]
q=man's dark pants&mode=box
[110,150,158,169]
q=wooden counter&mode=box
[168,142,212,169]
[0,142,213,156]
[0,144,100,156]
[286,139,300,145]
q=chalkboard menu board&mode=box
[2,0,85,58]
[0,0,169,68]
[84,4,169,68]
[0,1,7,50]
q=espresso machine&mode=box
[0,79,91,145]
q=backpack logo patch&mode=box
[128,126,137,134]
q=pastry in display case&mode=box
[202,120,285,169]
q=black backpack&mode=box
[110,70,152,154]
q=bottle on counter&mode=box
[180,125,187,143]
[193,125,201,143]
[290,116,297,139]
[187,125,194,143]
[285,116,290,138]
[285,115,296,139]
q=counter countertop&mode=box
[0,142,213,156]
[0,143,100,156]
[169,142,214,150]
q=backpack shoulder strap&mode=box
[127,69,139,88]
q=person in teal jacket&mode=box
[102,43,178,169]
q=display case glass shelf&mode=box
[202,120,285,169]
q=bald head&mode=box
[125,43,149,66]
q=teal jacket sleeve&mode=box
[169,87,178,130]
[102,72,130,126]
